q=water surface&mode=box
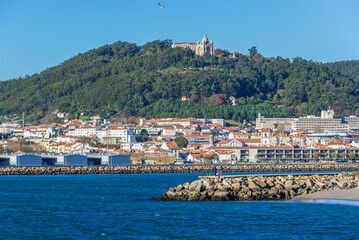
[0,173,358,239]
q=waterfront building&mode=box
[9,154,42,166]
[256,113,298,131]
[256,110,356,133]
[344,116,359,130]
[297,110,348,132]
[57,154,88,166]
[208,145,359,163]
[131,153,175,165]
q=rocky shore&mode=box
[0,163,359,175]
[156,173,359,201]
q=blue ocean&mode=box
[0,173,358,239]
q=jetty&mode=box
[1,160,359,175]
[156,172,359,201]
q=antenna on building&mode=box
[22,112,25,128]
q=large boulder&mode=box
[284,180,294,190]
[212,190,229,200]
[255,179,268,188]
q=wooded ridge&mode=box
[1,40,358,122]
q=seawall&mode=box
[0,163,359,175]
[156,172,359,201]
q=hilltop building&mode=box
[171,42,197,51]
[172,34,214,56]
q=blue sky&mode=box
[1,0,359,80]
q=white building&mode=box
[107,127,136,143]
[162,128,177,138]
[73,125,102,137]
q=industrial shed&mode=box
[102,155,131,165]
[57,155,88,166]
[41,155,58,165]
[10,154,42,166]
[87,156,102,165]
[0,155,10,166]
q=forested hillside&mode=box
[324,60,359,83]
[1,40,359,122]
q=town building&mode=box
[256,113,298,131]
[256,110,358,133]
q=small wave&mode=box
[300,199,359,206]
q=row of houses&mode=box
[1,112,359,164]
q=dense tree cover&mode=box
[0,40,358,122]
[324,60,359,83]
[138,99,294,122]
[135,129,151,142]
[174,136,188,148]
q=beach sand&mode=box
[293,187,359,201]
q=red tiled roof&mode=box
[232,132,250,135]
[151,147,168,152]
[173,42,196,45]
[238,139,261,143]
[166,141,179,149]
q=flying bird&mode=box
[158,2,164,8]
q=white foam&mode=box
[299,199,359,206]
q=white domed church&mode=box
[195,34,214,56]
[172,34,214,56]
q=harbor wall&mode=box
[0,163,359,175]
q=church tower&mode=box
[195,34,214,56]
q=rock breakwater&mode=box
[156,173,359,201]
[0,163,359,175]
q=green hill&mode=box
[324,60,359,83]
[1,40,359,122]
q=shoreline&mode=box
[0,163,359,175]
[293,187,359,202]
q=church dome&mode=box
[202,34,209,44]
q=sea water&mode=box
[0,173,358,239]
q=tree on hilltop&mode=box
[214,49,230,57]
[142,40,172,53]
[248,46,258,57]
